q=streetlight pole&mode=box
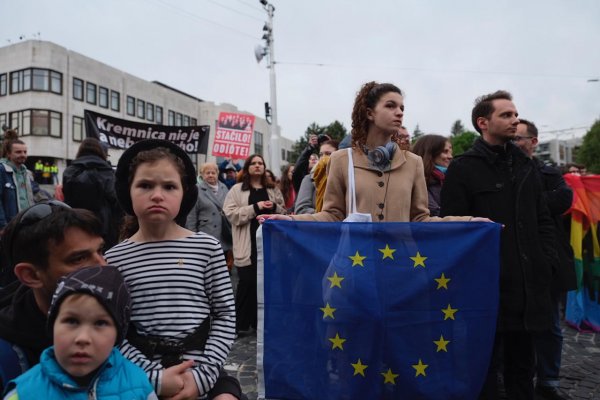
[259,0,280,173]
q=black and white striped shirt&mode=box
[105,232,235,397]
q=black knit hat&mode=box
[115,139,198,224]
[48,265,131,345]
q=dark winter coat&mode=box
[62,155,121,248]
[535,158,577,292]
[292,145,316,194]
[440,138,557,332]
[0,281,51,393]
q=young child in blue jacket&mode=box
[3,265,158,400]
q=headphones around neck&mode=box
[366,141,396,168]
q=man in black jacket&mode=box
[0,203,244,399]
[514,118,575,400]
[440,91,557,400]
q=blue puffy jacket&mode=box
[4,347,157,400]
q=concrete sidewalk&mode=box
[223,323,600,400]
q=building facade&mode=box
[0,40,293,180]
[534,137,582,166]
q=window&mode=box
[0,114,6,129]
[190,117,197,126]
[281,149,286,160]
[254,131,263,155]
[175,112,182,126]
[156,106,163,124]
[146,103,154,121]
[99,87,109,108]
[9,68,61,94]
[9,109,62,137]
[1,73,7,96]
[110,90,120,111]
[183,115,190,126]
[168,110,175,125]
[73,116,84,142]
[137,99,145,119]
[73,78,83,100]
[10,69,31,93]
[127,96,135,116]
[50,71,61,94]
[86,82,97,104]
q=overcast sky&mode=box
[2,0,599,142]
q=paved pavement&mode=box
[223,323,600,400]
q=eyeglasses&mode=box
[512,135,535,142]
[3,200,71,265]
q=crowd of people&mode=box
[0,80,591,400]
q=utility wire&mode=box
[148,0,260,40]
[233,0,264,13]
[203,0,263,21]
[276,61,594,80]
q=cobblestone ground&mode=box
[224,323,599,400]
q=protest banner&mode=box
[84,110,209,153]
[212,112,255,158]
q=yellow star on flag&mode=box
[327,272,344,289]
[434,335,450,352]
[378,244,396,260]
[328,333,346,350]
[381,368,399,384]
[320,303,336,319]
[434,273,451,289]
[441,304,458,320]
[410,251,427,268]
[349,251,366,267]
[351,359,368,377]
[412,359,428,377]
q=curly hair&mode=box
[351,82,403,148]
[411,134,450,183]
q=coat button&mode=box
[496,183,503,188]
[378,203,384,209]
[378,214,384,220]
[378,181,384,187]
[376,171,383,177]
[521,254,528,261]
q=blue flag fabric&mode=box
[259,221,501,400]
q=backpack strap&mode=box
[0,338,29,388]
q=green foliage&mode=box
[451,131,478,156]
[576,120,600,174]
[413,124,423,139]
[288,120,348,164]
[451,120,465,136]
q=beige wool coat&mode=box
[223,183,286,267]
[292,146,471,223]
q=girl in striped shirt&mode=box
[105,139,239,400]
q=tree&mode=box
[450,131,478,156]
[324,120,347,142]
[576,120,600,174]
[451,120,465,136]
[413,124,423,139]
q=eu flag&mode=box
[258,221,501,400]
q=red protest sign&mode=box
[212,112,255,158]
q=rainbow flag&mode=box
[564,174,600,331]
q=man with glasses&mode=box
[0,201,105,392]
[514,119,575,400]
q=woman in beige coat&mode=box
[223,154,285,333]
[264,81,487,224]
